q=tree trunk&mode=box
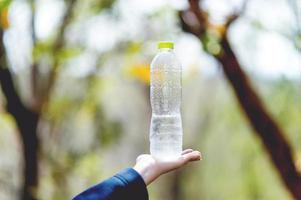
[169,170,183,200]
[0,30,40,200]
[180,1,301,198]
[215,36,301,199]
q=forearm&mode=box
[73,168,148,200]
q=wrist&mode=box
[133,164,157,186]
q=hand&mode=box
[133,149,202,185]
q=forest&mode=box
[0,0,301,199]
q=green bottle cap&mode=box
[157,41,174,49]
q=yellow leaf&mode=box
[126,64,150,84]
[0,8,9,29]
[208,22,226,36]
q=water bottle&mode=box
[150,41,183,160]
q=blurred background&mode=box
[0,0,301,199]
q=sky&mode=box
[4,0,301,79]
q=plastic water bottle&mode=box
[150,41,183,160]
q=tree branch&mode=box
[224,0,248,30]
[179,0,207,37]
[188,0,207,33]
[42,0,77,108]
[29,0,40,110]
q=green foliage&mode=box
[127,42,143,55]
[96,0,116,11]
[47,96,75,121]
[56,47,82,63]
[95,107,122,147]
[202,30,221,56]
[33,40,82,64]
[250,20,264,30]
[33,41,53,61]
[295,33,301,50]
[75,0,116,16]
[0,0,10,11]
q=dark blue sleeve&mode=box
[73,168,149,200]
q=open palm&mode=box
[133,149,202,185]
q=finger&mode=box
[181,149,194,155]
[190,151,202,161]
[182,151,202,163]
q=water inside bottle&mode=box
[150,114,182,160]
